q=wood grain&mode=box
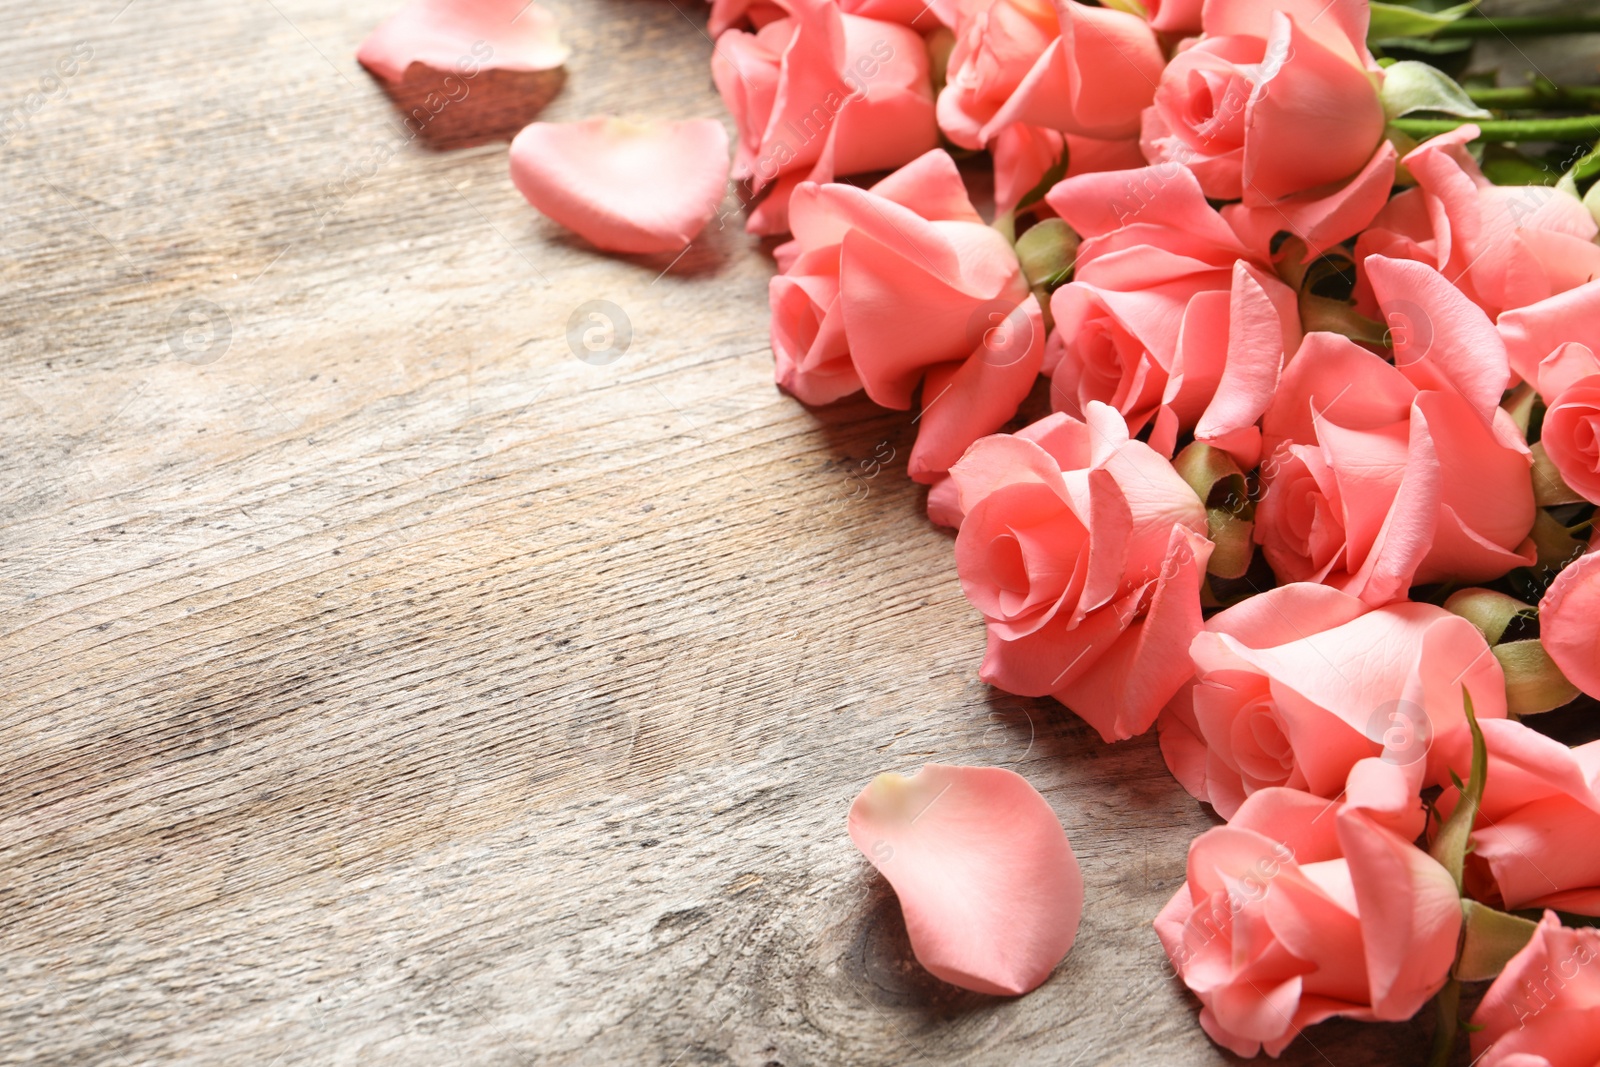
[0,2,1593,1065]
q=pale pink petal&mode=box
[1194,261,1299,446]
[1336,803,1462,1019]
[1541,550,1600,699]
[1499,279,1600,390]
[1366,255,1510,419]
[847,764,1084,996]
[358,0,568,85]
[908,297,1047,482]
[1224,142,1399,259]
[509,118,730,254]
[1055,527,1215,741]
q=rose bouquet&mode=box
[354,0,1600,1059]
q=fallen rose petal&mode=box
[847,763,1083,996]
[357,0,568,85]
[509,118,730,254]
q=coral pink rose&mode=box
[712,0,938,234]
[988,124,1146,218]
[937,0,1163,151]
[711,0,956,35]
[1142,0,1397,255]
[1357,126,1600,318]
[1499,278,1600,392]
[1497,281,1600,505]
[1434,719,1600,916]
[1541,547,1600,700]
[1043,163,1301,465]
[1156,758,1463,1057]
[771,150,1045,480]
[950,402,1213,741]
[1542,369,1600,507]
[1159,583,1508,818]
[1471,912,1600,1067]
[1256,256,1535,604]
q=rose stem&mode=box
[1390,115,1600,142]
[1467,85,1600,110]
[1430,16,1600,37]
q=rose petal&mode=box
[358,0,568,85]
[1366,255,1510,420]
[847,764,1084,996]
[1541,549,1600,699]
[509,118,730,254]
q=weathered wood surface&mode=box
[0,3,1593,1065]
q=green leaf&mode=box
[1456,901,1540,981]
[1430,690,1486,893]
[1369,0,1479,39]
[1381,61,1493,120]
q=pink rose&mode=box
[1434,719,1600,917]
[839,0,957,29]
[771,149,1045,480]
[1541,547,1600,700]
[949,402,1213,741]
[1496,281,1600,505]
[1142,0,1397,255]
[711,0,955,35]
[1158,582,1508,818]
[988,124,1146,218]
[1542,368,1600,508]
[1256,256,1536,604]
[1357,126,1600,318]
[1471,912,1600,1067]
[712,0,938,234]
[1500,278,1600,391]
[1156,758,1463,1057]
[937,0,1163,150]
[1043,164,1301,465]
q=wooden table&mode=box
[2,2,1593,1064]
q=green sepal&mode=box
[1173,443,1257,580]
[1532,442,1588,507]
[1381,60,1492,121]
[1442,588,1535,645]
[1494,639,1581,716]
[1456,901,1541,982]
